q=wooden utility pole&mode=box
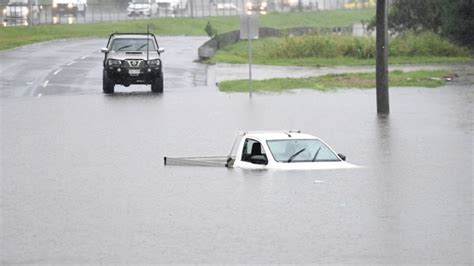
[376,0,389,114]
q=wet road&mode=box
[0,37,210,97]
[1,37,473,264]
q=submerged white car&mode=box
[229,131,357,170]
[165,131,358,170]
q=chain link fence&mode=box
[0,0,377,27]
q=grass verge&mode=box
[0,9,375,51]
[218,70,452,92]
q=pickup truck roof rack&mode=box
[110,32,156,36]
[239,130,302,137]
[238,130,301,136]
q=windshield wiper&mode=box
[312,147,322,162]
[117,45,132,51]
[287,148,305,163]
[137,43,148,50]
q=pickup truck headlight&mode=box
[68,3,74,9]
[108,59,121,66]
[148,59,160,66]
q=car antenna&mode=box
[146,24,150,62]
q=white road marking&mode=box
[53,68,62,75]
[37,93,42,98]
[67,62,74,66]
[80,56,87,60]
[42,80,49,88]
[26,82,33,85]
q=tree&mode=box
[387,0,444,33]
[368,0,474,49]
[441,0,474,49]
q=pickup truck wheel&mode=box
[103,70,115,94]
[151,74,163,93]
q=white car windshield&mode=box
[110,38,157,51]
[267,139,340,163]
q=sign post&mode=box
[240,1,267,98]
[247,15,252,98]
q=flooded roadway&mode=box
[0,37,472,264]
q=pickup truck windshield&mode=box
[110,38,157,51]
[267,139,340,163]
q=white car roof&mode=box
[242,131,320,141]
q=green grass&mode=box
[259,9,375,28]
[218,70,452,92]
[0,9,375,51]
[209,33,472,66]
[0,17,234,50]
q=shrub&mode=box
[204,21,218,38]
[390,31,470,57]
[259,32,468,60]
[263,34,376,59]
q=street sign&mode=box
[240,14,259,40]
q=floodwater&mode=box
[1,38,473,264]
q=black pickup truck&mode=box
[101,33,165,94]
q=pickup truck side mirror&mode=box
[158,48,165,53]
[101,47,109,53]
[250,155,268,165]
[338,153,346,161]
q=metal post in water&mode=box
[247,14,253,99]
[376,0,389,114]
